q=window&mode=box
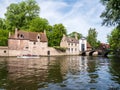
[4,50,6,53]
[68,48,70,51]
[26,47,29,49]
[75,48,77,51]
[38,36,40,39]
[71,43,73,46]
[71,48,73,51]
[20,34,24,38]
[34,42,36,45]
[68,43,70,46]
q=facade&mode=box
[8,29,48,56]
[60,35,79,55]
[0,46,8,56]
[79,37,87,52]
[79,37,92,51]
[4,29,67,56]
[0,29,92,56]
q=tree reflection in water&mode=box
[0,56,119,90]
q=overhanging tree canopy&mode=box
[100,0,120,27]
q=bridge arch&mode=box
[89,50,95,56]
[103,49,112,57]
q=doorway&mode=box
[81,44,85,52]
[47,51,50,55]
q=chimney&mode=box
[9,32,11,38]
[63,34,66,37]
[44,30,46,35]
[75,33,78,40]
[15,28,18,38]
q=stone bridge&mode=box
[80,49,112,57]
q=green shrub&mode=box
[53,46,66,52]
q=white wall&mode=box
[79,38,87,52]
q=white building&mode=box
[79,37,87,52]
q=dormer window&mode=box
[20,34,24,38]
[38,36,40,39]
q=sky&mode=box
[0,0,114,43]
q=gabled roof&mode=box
[64,36,79,44]
[87,42,92,48]
[9,30,48,42]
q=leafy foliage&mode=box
[5,0,40,31]
[48,24,67,46]
[87,28,100,49]
[53,46,66,52]
[68,31,82,39]
[100,0,120,27]
[0,18,6,30]
[0,30,9,46]
[29,17,49,32]
[107,27,120,52]
[101,0,120,55]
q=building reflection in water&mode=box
[5,56,89,89]
[60,56,88,75]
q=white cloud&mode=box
[0,0,114,43]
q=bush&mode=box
[53,46,66,52]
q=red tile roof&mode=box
[9,30,48,42]
[87,42,92,48]
[65,37,79,44]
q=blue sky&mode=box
[0,0,114,43]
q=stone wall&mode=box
[8,50,21,56]
[0,46,8,56]
[47,47,66,56]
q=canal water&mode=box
[0,56,120,90]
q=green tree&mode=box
[48,24,67,46]
[101,0,120,55]
[68,31,82,39]
[87,28,99,49]
[0,18,6,30]
[100,0,120,27]
[0,30,9,46]
[29,17,49,32]
[5,0,40,31]
[107,28,120,54]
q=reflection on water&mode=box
[0,56,120,90]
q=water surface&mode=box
[0,56,120,90]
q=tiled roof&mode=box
[9,30,48,42]
[65,37,79,43]
[87,42,92,48]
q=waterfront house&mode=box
[8,29,48,56]
[0,29,92,56]
[60,34,79,55]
